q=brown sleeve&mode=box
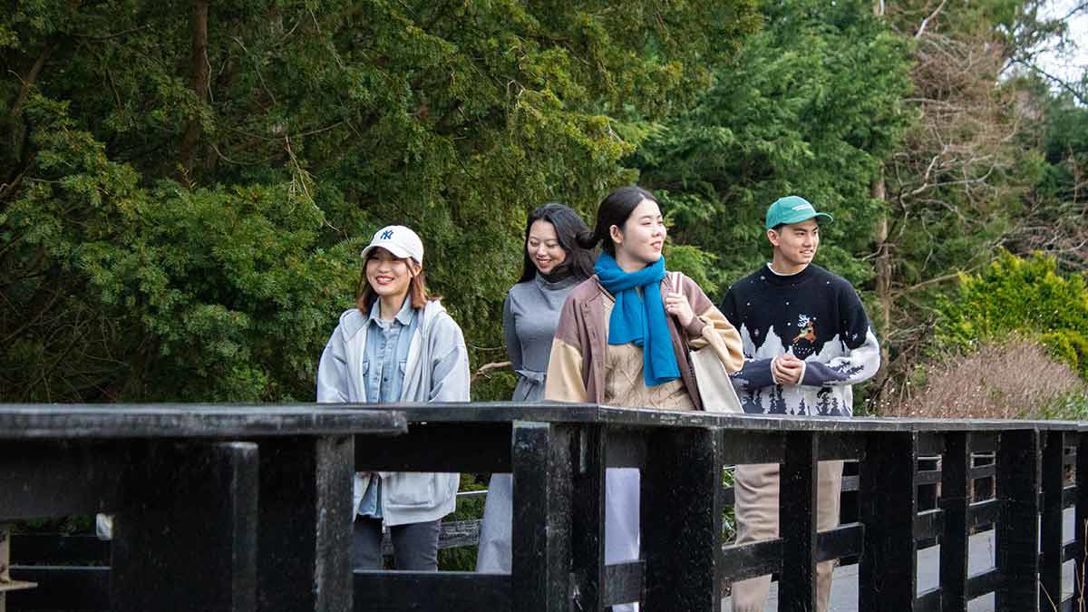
[544,337,588,402]
[544,290,589,403]
[681,275,745,373]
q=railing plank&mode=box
[817,432,865,462]
[916,587,942,612]
[511,422,573,612]
[604,427,646,468]
[968,499,1002,530]
[353,571,509,612]
[967,568,1004,599]
[643,426,722,610]
[721,539,782,583]
[972,434,999,453]
[720,431,784,465]
[917,432,945,457]
[914,509,943,541]
[0,441,126,519]
[996,429,1041,611]
[571,425,606,611]
[603,561,644,607]
[1065,540,1078,563]
[859,431,918,612]
[1042,430,1066,611]
[816,523,864,563]
[7,566,109,610]
[9,535,109,565]
[111,441,259,612]
[1074,431,1088,610]
[258,435,354,612]
[779,431,818,611]
[355,422,511,473]
[940,431,970,612]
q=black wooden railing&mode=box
[2,403,1086,611]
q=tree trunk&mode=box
[872,171,892,407]
[4,41,54,195]
[179,0,210,174]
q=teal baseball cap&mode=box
[765,195,834,230]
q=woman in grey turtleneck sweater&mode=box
[476,203,595,572]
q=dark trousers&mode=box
[352,516,441,571]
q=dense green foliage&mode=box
[634,0,913,292]
[1,0,1085,413]
[935,252,1088,379]
[1,0,759,401]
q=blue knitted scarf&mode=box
[594,253,680,387]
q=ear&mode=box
[409,260,422,276]
[609,224,624,246]
[766,228,780,247]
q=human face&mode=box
[527,219,567,275]
[365,247,415,305]
[768,219,820,274]
[610,198,666,271]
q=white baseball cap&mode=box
[360,225,424,265]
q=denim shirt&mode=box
[357,297,419,518]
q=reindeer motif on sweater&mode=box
[719,264,881,416]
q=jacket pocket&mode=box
[384,472,440,508]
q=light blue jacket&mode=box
[317,299,469,526]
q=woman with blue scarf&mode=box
[544,186,744,611]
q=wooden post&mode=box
[570,425,606,611]
[940,432,969,611]
[996,429,1041,612]
[859,431,918,612]
[258,435,354,612]
[1075,432,1088,610]
[511,421,574,612]
[642,426,723,611]
[111,441,259,612]
[779,432,818,611]
[1040,431,1065,610]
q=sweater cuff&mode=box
[686,315,708,339]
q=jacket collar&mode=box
[365,297,416,328]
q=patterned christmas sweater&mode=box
[719,264,880,416]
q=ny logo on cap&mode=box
[380,230,394,240]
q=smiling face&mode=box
[610,198,666,270]
[768,218,820,274]
[365,247,415,305]
[526,219,568,275]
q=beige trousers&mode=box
[731,461,844,612]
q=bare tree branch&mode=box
[1010,57,1088,106]
[472,360,511,382]
[915,0,950,39]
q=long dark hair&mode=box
[577,186,659,255]
[518,203,595,283]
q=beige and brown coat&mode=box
[544,273,744,410]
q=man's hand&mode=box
[772,354,804,386]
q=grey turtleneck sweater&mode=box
[503,272,581,401]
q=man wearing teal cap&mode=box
[720,195,881,612]
[764,194,835,229]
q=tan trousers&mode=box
[731,461,843,612]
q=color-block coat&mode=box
[544,273,745,408]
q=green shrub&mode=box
[1040,330,1088,380]
[935,252,1088,381]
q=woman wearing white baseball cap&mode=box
[317,224,470,571]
